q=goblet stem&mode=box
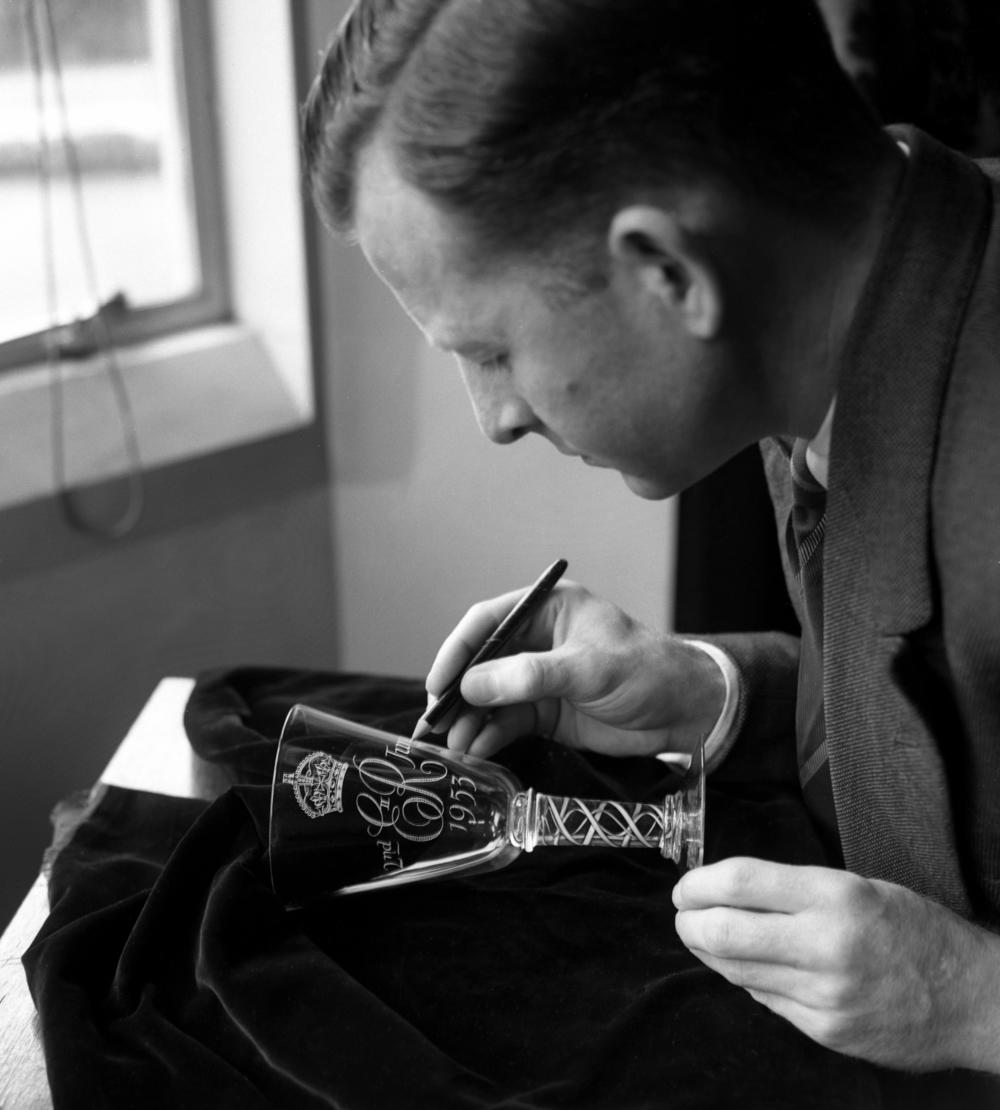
[527,794,674,850]
[509,744,705,870]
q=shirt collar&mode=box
[805,398,835,489]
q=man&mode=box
[304,0,1000,1087]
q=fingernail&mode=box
[463,670,498,704]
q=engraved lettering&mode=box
[353,748,449,843]
[377,838,404,872]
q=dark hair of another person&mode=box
[303,0,886,262]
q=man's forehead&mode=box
[356,139,484,272]
[354,138,526,349]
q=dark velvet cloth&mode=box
[20,667,984,1108]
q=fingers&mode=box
[444,705,488,754]
[449,707,525,760]
[462,651,572,706]
[672,859,836,981]
[425,587,553,699]
[425,636,567,757]
[682,945,829,1005]
[674,904,803,970]
[421,585,559,755]
[671,862,988,1069]
[672,857,838,914]
[446,700,560,759]
[677,911,882,1048]
[672,860,871,998]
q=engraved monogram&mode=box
[282,751,348,819]
[353,741,450,844]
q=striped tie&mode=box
[785,438,841,860]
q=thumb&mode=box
[461,652,564,707]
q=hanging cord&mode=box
[23,0,145,539]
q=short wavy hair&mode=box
[303,0,883,253]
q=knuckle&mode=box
[808,1010,852,1052]
[466,598,499,629]
[703,911,737,954]
[832,870,877,914]
[521,653,549,695]
[559,579,587,603]
[498,653,551,704]
[796,1007,831,1044]
[543,650,579,699]
[819,925,860,970]
[811,971,853,1011]
[727,960,757,991]
[720,858,758,901]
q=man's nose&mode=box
[458,361,538,445]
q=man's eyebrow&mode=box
[431,335,501,361]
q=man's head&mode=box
[305,0,883,257]
[304,0,896,496]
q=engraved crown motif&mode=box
[282,750,348,819]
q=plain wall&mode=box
[317,244,676,678]
[0,440,339,928]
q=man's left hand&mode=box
[673,857,1000,1073]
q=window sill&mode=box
[0,322,312,512]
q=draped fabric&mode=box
[20,666,896,1110]
[22,667,997,1107]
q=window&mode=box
[0,0,313,516]
[0,0,227,370]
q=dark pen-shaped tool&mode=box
[412,558,568,740]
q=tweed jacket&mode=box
[717,126,1000,927]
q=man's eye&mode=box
[480,354,510,371]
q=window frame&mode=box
[0,0,316,515]
[0,0,230,374]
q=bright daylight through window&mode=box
[0,0,225,369]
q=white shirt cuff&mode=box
[678,639,740,773]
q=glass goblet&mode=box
[268,704,704,905]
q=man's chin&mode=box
[621,472,676,500]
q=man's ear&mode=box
[608,205,722,340]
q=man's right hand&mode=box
[421,579,728,761]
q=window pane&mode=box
[0,0,200,344]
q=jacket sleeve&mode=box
[696,630,801,784]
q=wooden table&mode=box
[0,677,224,1109]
